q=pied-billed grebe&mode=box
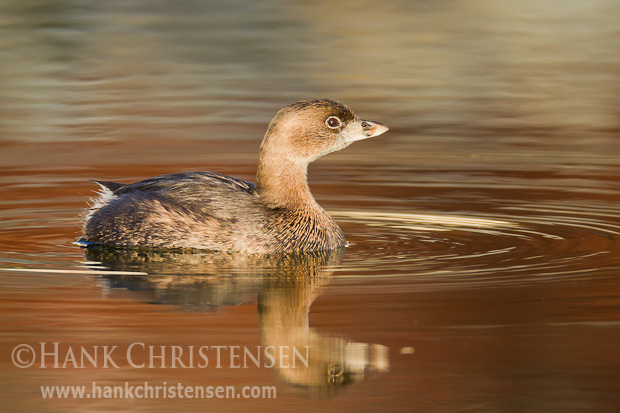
[79,99,388,253]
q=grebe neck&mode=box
[256,147,319,211]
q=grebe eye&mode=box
[325,116,341,129]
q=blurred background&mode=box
[2,0,620,158]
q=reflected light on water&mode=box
[334,210,518,230]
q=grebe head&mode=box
[260,99,389,164]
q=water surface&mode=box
[2,1,620,412]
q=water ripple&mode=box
[334,203,620,287]
[2,169,620,291]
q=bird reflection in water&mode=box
[84,246,389,397]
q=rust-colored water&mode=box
[2,2,620,412]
